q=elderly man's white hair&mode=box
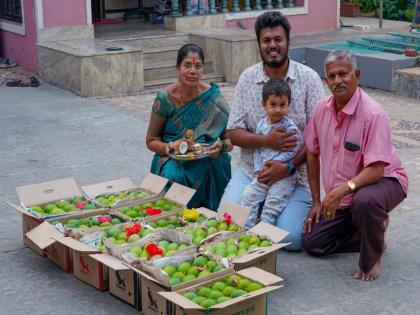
[324,50,358,73]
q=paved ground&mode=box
[0,73,419,314]
[0,15,418,315]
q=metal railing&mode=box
[170,0,298,17]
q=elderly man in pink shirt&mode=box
[302,50,408,281]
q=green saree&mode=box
[150,82,231,210]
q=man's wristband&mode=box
[286,161,297,176]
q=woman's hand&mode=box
[207,140,223,159]
[168,139,194,154]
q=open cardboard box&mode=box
[199,220,290,274]
[26,222,108,290]
[180,200,251,246]
[110,182,196,223]
[82,173,168,208]
[90,254,141,309]
[5,177,97,255]
[104,208,217,258]
[91,251,233,315]
[159,267,283,315]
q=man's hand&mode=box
[257,160,288,186]
[321,185,347,220]
[265,128,298,151]
[303,201,322,233]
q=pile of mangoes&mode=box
[103,223,154,245]
[184,218,241,246]
[95,190,152,207]
[57,215,122,229]
[30,197,96,217]
[128,240,190,260]
[117,199,180,220]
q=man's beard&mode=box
[261,49,288,69]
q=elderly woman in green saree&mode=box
[146,44,232,210]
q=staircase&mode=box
[113,33,225,90]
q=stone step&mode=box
[393,67,420,99]
[143,46,181,64]
[144,72,225,89]
[144,60,214,81]
[113,33,191,51]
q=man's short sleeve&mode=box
[362,112,392,167]
[227,74,248,130]
[303,108,320,154]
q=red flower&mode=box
[98,216,111,223]
[76,201,87,209]
[124,223,141,238]
[146,207,162,216]
[223,212,232,225]
[145,243,163,257]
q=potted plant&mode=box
[340,0,361,17]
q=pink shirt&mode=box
[304,88,408,208]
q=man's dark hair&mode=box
[176,44,204,66]
[262,78,291,103]
[255,11,291,43]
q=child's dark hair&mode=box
[255,11,291,44]
[176,44,204,66]
[262,78,291,103]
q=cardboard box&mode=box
[91,252,233,315]
[6,177,96,255]
[26,222,108,290]
[159,267,283,315]
[46,242,73,273]
[21,214,45,256]
[111,182,196,223]
[82,173,168,208]
[47,209,123,239]
[91,254,140,310]
[200,221,290,274]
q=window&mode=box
[0,0,22,24]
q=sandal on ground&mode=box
[6,79,29,87]
[0,58,18,69]
[29,76,40,87]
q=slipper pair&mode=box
[6,76,40,87]
[0,58,18,69]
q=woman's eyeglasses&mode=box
[182,63,203,71]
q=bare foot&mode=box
[354,259,381,281]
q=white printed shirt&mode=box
[228,60,325,188]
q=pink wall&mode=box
[0,0,38,72]
[43,0,87,27]
[227,0,338,35]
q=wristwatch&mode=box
[286,161,296,176]
[347,180,357,192]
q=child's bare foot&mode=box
[354,259,381,281]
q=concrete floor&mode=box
[0,10,418,314]
[0,77,419,314]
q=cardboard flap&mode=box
[213,285,283,309]
[25,222,64,249]
[4,201,38,218]
[196,207,218,219]
[249,221,289,243]
[232,243,286,264]
[158,291,203,310]
[164,183,196,206]
[52,236,97,252]
[90,254,130,271]
[218,200,251,227]
[237,267,283,286]
[16,178,81,206]
[81,177,137,198]
[139,173,168,195]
